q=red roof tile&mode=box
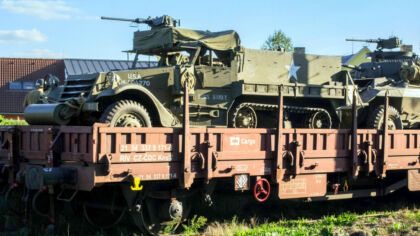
[0,58,65,114]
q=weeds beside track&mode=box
[0,189,419,235]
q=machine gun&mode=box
[101,15,180,28]
[342,64,364,72]
[346,37,401,50]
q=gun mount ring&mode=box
[253,178,270,202]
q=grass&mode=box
[231,212,356,236]
[196,194,420,236]
[203,216,251,236]
[1,184,420,235]
[234,219,333,236]
[196,209,420,236]
[1,200,420,235]
[404,209,420,221]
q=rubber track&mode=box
[237,102,330,115]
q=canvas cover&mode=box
[133,27,241,52]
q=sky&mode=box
[0,0,419,60]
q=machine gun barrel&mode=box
[342,64,364,72]
[101,15,179,28]
[101,16,148,24]
[345,39,380,43]
[346,37,400,50]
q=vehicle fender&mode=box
[360,89,381,103]
[360,88,405,103]
[96,84,179,127]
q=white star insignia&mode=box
[285,59,301,81]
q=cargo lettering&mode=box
[30,128,44,132]
[118,154,172,162]
[229,136,256,146]
[120,144,172,152]
[135,173,177,180]
[236,165,248,171]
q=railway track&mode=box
[1,189,418,235]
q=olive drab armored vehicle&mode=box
[344,37,420,129]
[24,15,358,128]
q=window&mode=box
[23,82,34,90]
[8,81,35,91]
[9,82,22,90]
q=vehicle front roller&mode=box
[368,105,403,130]
[100,99,152,127]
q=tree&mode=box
[262,30,293,52]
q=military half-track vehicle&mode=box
[345,37,420,129]
[24,15,357,128]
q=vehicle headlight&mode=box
[47,75,60,89]
[105,72,121,86]
[112,73,121,85]
[105,72,114,85]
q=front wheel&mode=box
[367,105,403,130]
[100,100,152,127]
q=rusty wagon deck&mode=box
[1,123,420,200]
[2,77,420,205]
[2,91,420,235]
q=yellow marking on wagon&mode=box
[131,177,143,191]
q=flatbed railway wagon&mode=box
[1,87,420,235]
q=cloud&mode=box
[0,29,47,43]
[12,49,66,58]
[0,0,77,20]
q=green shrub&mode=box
[163,217,182,234]
[0,115,28,126]
[182,215,207,235]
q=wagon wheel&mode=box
[82,186,127,229]
[4,183,25,216]
[131,197,191,235]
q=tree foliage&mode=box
[262,30,293,52]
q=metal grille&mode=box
[59,76,96,101]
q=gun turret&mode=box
[346,37,401,50]
[101,15,179,28]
